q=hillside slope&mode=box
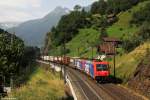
[9,66,65,100]
[50,1,150,57]
[107,0,150,80]
[107,0,150,38]
[47,1,150,98]
[49,28,99,58]
[66,28,99,57]
[128,52,150,98]
[111,42,150,82]
[50,1,150,84]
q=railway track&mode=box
[67,68,103,100]
[67,67,144,100]
[38,61,145,100]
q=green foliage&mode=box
[111,42,149,83]
[48,28,99,57]
[131,1,150,25]
[0,29,40,86]
[91,0,140,15]
[91,0,107,15]
[122,1,150,52]
[100,27,108,39]
[65,28,99,58]
[122,23,150,52]
[138,22,150,41]
[0,31,24,83]
[43,32,53,55]
[74,5,82,11]
[9,67,65,100]
[45,0,149,59]
[107,1,150,38]
[122,34,141,52]
[22,47,40,66]
[51,10,91,46]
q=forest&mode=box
[0,28,40,86]
[44,0,149,55]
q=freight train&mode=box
[41,56,110,82]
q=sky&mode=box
[0,0,98,22]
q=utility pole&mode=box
[92,46,94,60]
[113,42,116,81]
[60,46,63,79]
[63,33,66,83]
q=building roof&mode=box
[99,42,115,54]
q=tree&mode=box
[130,2,150,25]
[91,0,143,15]
[91,0,107,15]
[0,29,40,86]
[0,30,24,84]
[50,9,90,46]
[100,27,108,40]
[74,5,82,11]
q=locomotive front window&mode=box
[96,64,108,71]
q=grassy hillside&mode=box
[66,28,99,58]
[107,0,150,82]
[107,1,150,38]
[49,28,99,58]
[49,1,150,57]
[48,1,150,84]
[64,1,150,83]
[8,66,65,100]
[110,42,150,82]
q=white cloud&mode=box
[0,0,42,22]
[30,0,41,7]
[0,0,41,8]
[0,0,97,22]
[0,10,33,22]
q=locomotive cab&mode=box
[94,61,110,81]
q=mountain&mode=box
[0,22,20,30]
[8,7,70,47]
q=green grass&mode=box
[49,28,100,58]
[110,42,150,82]
[107,1,150,38]
[49,46,61,56]
[66,28,99,58]
[8,66,65,100]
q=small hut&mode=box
[97,37,121,55]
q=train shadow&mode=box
[99,75,123,84]
[108,75,123,84]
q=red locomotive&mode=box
[74,58,110,82]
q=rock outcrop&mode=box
[128,54,150,98]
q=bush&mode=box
[130,2,150,25]
[91,0,140,15]
[123,22,150,52]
